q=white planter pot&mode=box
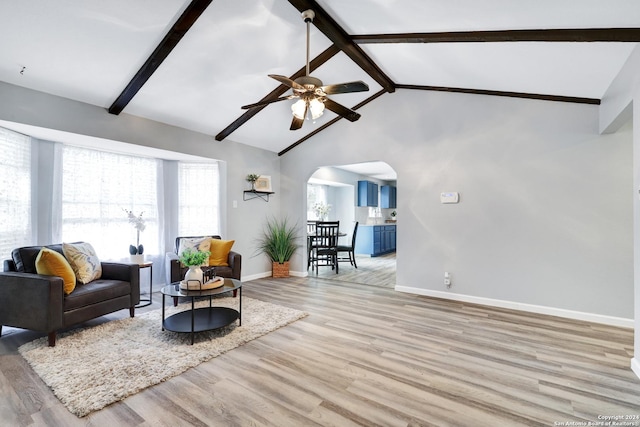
[184,265,204,285]
[129,254,144,264]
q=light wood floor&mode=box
[313,253,396,288]
[1,258,639,426]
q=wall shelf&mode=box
[243,190,275,202]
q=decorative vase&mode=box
[184,265,204,284]
[272,261,290,278]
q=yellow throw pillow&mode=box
[35,248,77,295]
[62,242,102,284]
[209,239,234,267]
[177,237,212,267]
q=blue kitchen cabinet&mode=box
[355,224,396,256]
[357,180,378,207]
[380,185,397,209]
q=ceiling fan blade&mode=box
[269,74,305,90]
[323,98,361,122]
[320,81,369,95]
[290,103,308,130]
[241,95,296,110]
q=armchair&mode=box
[165,235,241,284]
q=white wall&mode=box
[600,45,640,378]
[0,81,280,279]
[633,93,639,379]
[280,89,633,322]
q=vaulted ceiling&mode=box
[0,0,638,156]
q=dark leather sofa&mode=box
[0,242,140,346]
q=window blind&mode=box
[178,162,220,236]
[307,184,328,220]
[61,145,159,260]
[0,127,32,260]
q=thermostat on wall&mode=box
[440,192,459,204]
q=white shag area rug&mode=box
[19,297,307,417]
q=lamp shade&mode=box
[291,99,306,119]
[291,98,325,120]
[309,98,324,119]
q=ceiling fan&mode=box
[241,9,369,130]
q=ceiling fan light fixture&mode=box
[242,8,368,130]
[291,99,307,119]
[291,98,325,120]
[309,98,324,119]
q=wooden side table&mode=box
[135,261,153,308]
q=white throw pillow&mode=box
[62,242,102,284]
[177,237,212,267]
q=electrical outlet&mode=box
[444,272,451,288]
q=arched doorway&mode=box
[306,162,397,287]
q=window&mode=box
[0,127,32,260]
[178,162,220,236]
[307,183,328,220]
[61,146,159,260]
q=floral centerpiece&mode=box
[312,202,331,221]
[124,209,145,261]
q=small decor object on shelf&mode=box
[246,173,260,190]
[312,202,331,221]
[390,210,397,220]
[255,175,272,192]
[124,209,146,263]
[180,248,211,285]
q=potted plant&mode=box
[255,217,299,278]
[246,173,260,190]
[180,248,211,284]
[124,209,145,264]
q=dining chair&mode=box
[307,220,317,234]
[307,221,317,269]
[337,221,359,268]
[310,221,340,274]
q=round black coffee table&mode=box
[160,278,242,345]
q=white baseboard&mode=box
[241,270,308,282]
[395,285,634,328]
[631,357,640,380]
[289,270,308,277]
[241,272,271,282]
